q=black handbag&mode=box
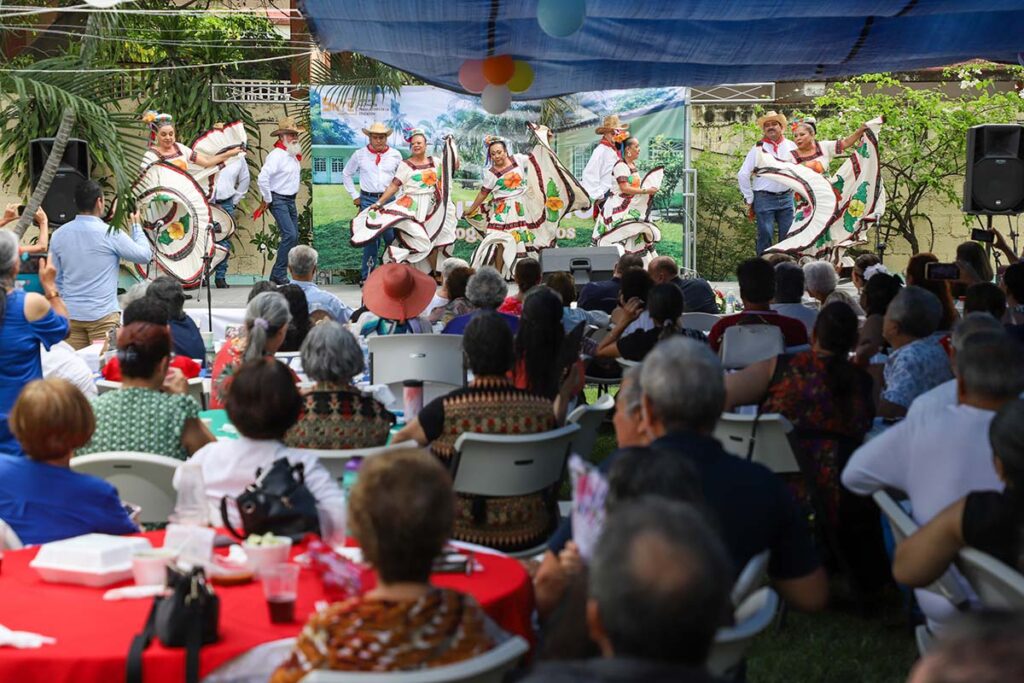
[126,566,220,683]
[220,456,322,541]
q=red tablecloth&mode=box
[0,532,534,683]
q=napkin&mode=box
[0,624,56,649]
[102,585,166,601]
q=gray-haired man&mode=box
[287,245,352,323]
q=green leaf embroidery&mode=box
[180,214,190,233]
[546,178,558,198]
[546,209,559,223]
[157,230,173,246]
[628,209,641,220]
[516,202,524,217]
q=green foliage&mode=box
[692,152,755,280]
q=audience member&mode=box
[648,255,718,314]
[0,379,137,545]
[804,260,865,316]
[248,280,277,301]
[963,282,1006,320]
[442,266,519,334]
[79,321,214,460]
[875,286,953,418]
[612,365,649,449]
[707,258,808,352]
[904,611,1024,683]
[842,332,1024,631]
[353,263,434,336]
[770,262,817,335]
[395,312,558,552]
[210,291,292,409]
[1002,262,1024,344]
[523,499,733,683]
[596,283,704,362]
[615,267,655,336]
[146,276,205,362]
[48,181,150,349]
[429,266,474,327]
[577,253,643,314]
[951,240,995,299]
[271,449,497,681]
[762,252,795,267]
[276,283,312,352]
[513,288,569,400]
[184,358,345,533]
[851,253,881,292]
[101,298,200,381]
[906,253,958,332]
[854,271,902,364]
[287,245,352,323]
[41,340,97,398]
[426,256,470,316]
[0,231,68,455]
[499,257,542,316]
[545,271,610,332]
[285,322,395,449]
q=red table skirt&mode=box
[0,532,534,683]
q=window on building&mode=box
[314,157,326,173]
[572,145,590,178]
[331,158,344,173]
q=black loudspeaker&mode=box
[538,246,620,286]
[963,124,1024,215]
[29,138,90,227]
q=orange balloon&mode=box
[482,55,515,85]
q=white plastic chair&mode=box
[713,413,800,475]
[274,351,303,373]
[680,312,720,333]
[719,324,785,370]
[292,441,419,482]
[71,452,182,525]
[956,547,1024,609]
[303,635,529,683]
[731,550,770,607]
[0,518,23,550]
[96,377,208,410]
[566,393,615,461]
[368,334,466,408]
[451,424,580,559]
[708,587,780,676]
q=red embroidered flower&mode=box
[421,169,438,186]
[396,195,413,209]
[503,173,523,190]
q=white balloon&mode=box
[481,84,512,115]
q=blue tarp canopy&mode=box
[299,1,1024,99]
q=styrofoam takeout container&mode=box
[30,534,153,587]
[242,537,293,574]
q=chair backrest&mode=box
[731,550,770,607]
[719,324,785,369]
[566,393,615,461]
[708,587,780,676]
[680,312,720,333]
[303,635,530,683]
[96,379,120,395]
[713,412,800,474]
[872,490,970,608]
[452,424,580,499]
[291,441,420,482]
[70,452,182,525]
[956,547,1024,609]
[368,334,466,407]
[96,378,206,410]
[0,518,23,550]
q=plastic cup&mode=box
[260,563,300,623]
[131,549,176,586]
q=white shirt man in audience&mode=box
[40,341,97,398]
[426,257,469,317]
[647,256,719,314]
[521,498,733,683]
[286,245,351,323]
[770,262,817,335]
[842,331,1024,632]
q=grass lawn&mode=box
[312,183,685,275]
[581,387,918,683]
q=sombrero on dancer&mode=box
[756,111,788,129]
[271,116,306,137]
[361,121,393,137]
[595,115,630,135]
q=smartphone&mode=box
[19,252,45,274]
[971,228,995,243]
[925,262,961,281]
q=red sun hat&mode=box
[362,263,436,322]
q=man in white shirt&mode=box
[737,111,799,255]
[770,262,818,335]
[343,122,402,283]
[287,245,352,323]
[841,332,1024,631]
[257,117,304,285]
[211,157,250,288]
[40,341,97,398]
[581,114,628,210]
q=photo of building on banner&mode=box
[310,85,689,278]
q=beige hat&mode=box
[362,122,393,137]
[271,116,305,136]
[595,114,630,135]
[756,111,788,130]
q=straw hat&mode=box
[362,122,393,137]
[362,263,436,322]
[595,114,629,134]
[756,111,788,130]
[271,116,305,136]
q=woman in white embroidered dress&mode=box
[140,111,244,171]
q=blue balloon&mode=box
[537,0,585,38]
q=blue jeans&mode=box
[358,192,396,281]
[214,199,235,280]
[753,190,794,255]
[269,192,298,282]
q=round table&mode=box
[0,532,534,683]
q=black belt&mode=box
[271,192,296,200]
[361,191,383,198]
[755,189,792,196]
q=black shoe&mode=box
[269,276,289,286]
[215,279,229,289]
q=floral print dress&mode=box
[140,142,195,171]
[790,140,844,223]
[480,154,532,235]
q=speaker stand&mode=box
[199,222,218,334]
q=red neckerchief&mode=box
[760,136,787,156]
[274,139,301,161]
[599,138,622,159]
[366,144,390,166]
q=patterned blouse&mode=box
[78,387,200,461]
[285,385,396,450]
[270,588,495,682]
[882,335,954,408]
[418,377,557,551]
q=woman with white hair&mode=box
[0,231,70,454]
[803,260,864,316]
[441,266,519,334]
[209,291,292,408]
[285,322,395,449]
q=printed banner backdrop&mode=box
[311,85,689,273]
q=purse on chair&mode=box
[220,457,322,541]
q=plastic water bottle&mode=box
[171,461,210,526]
[725,293,738,314]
